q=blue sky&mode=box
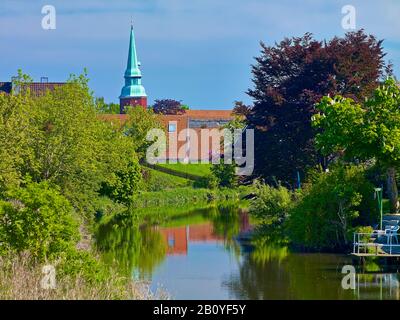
[1,0,399,109]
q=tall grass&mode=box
[0,254,169,300]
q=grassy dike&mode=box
[96,165,252,227]
[131,187,240,209]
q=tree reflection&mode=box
[223,245,359,300]
[96,216,166,279]
[223,245,292,299]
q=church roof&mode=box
[120,25,147,99]
[124,25,141,78]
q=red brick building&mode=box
[116,25,234,161]
[1,25,234,162]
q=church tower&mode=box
[119,25,147,113]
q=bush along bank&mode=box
[249,164,379,253]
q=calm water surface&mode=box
[96,205,400,300]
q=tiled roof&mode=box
[26,82,65,96]
[100,110,234,123]
[0,82,65,96]
[184,110,233,118]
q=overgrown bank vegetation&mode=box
[1,29,399,298]
[248,78,400,252]
[0,71,247,298]
[243,30,398,252]
[0,71,167,299]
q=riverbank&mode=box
[95,202,400,300]
[0,254,168,300]
[131,187,241,209]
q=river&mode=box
[96,204,400,300]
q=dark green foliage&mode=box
[95,97,120,114]
[288,164,378,251]
[193,174,218,189]
[0,71,147,289]
[247,30,390,186]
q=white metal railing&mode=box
[353,231,400,256]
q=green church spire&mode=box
[120,24,147,99]
[125,25,141,77]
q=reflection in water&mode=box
[157,204,250,256]
[355,273,400,300]
[96,203,244,279]
[97,204,400,299]
[224,252,355,299]
[96,217,167,278]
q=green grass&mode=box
[143,168,192,191]
[132,187,240,210]
[156,163,212,178]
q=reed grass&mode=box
[0,254,169,300]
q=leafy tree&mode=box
[232,101,251,117]
[26,74,140,215]
[288,164,377,250]
[0,181,79,259]
[0,71,143,217]
[0,91,34,192]
[313,78,400,212]
[153,99,186,115]
[246,30,390,186]
[124,106,164,160]
[211,162,237,188]
[250,181,293,226]
[100,159,143,204]
[95,97,120,114]
[210,114,246,188]
[249,181,293,245]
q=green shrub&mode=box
[193,174,218,189]
[211,162,237,188]
[288,164,377,251]
[93,196,127,222]
[100,160,143,204]
[250,181,294,225]
[0,182,79,259]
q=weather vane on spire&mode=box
[131,16,134,28]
